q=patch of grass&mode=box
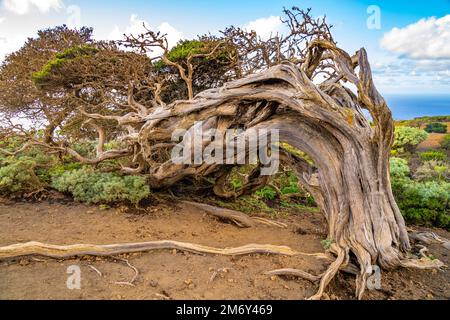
[321,239,333,250]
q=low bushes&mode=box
[419,150,447,162]
[441,134,450,150]
[0,158,42,195]
[390,158,450,229]
[394,180,450,229]
[51,167,150,205]
[414,161,449,181]
[425,122,448,134]
[392,126,428,153]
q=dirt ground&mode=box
[0,199,449,300]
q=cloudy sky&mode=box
[0,0,449,94]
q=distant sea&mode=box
[384,94,450,120]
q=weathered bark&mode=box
[0,241,316,260]
[5,39,442,299]
[117,41,441,299]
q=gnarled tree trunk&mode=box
[125,41,441,299]
[7,39,441,299]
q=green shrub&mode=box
[425,122,447,134]
[255,186,277,201]
[391,176,450,229]
[390,157,410,178]
[52,168,150,205]
[419,150,447,162]
[0,158,42,194]
[47,162,83,179]
[395,180,450,229]
[414,161,449,181]
[393,126,428,152]
[441,134,450,150]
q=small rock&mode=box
[270,276,277,281]
[19,259,29,266]
[172,249,177,255]
[184,279,193,285]
[149,280,158,288]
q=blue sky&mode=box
[0,0,449,94]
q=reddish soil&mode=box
[0,200,448,300]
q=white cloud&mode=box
[2,0,63,15]
[243,16,285,40]
[381,15,450,59]
[0,16,4,23]
[158,22,183,49]
[108,14,183,55]
[0,34,28,61]
[108,14,147,41]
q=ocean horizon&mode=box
[384,94,450,120]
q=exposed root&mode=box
[409,230,450,250]
[0,240,330,260]
[182,201,255,228]
[251,217,288,228]
[88,265,103,277]
[113,258,139,287]
[265,269,323,283]
[307,246,346,300]
[400,257,445,269]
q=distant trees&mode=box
[425,122,448,134]
[0,26,93,143]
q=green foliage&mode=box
[230,178,243,190]
[414,161,449,181]
[425,122,448,134]
[419,150,447,162]
[390,157,410,178]
[216,195,275,215]
[393,180,450,229]
[321,239,333,250]
[47,162,83,179]
[0,158,42,194]
[255,186,277,201]
[396,116,450,128]
[280,142,314,165]
[166,40,205,61]
[154,40,219,69]
[279,171,300,195]
[393,126,428,152]
[52,168,150,205]
[55,45,99,60]
[390,155,450,229]
[32,45,98,85]
[441,134,450,150]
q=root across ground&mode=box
[0,201,448,300]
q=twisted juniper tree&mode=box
[0,7,442,299]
